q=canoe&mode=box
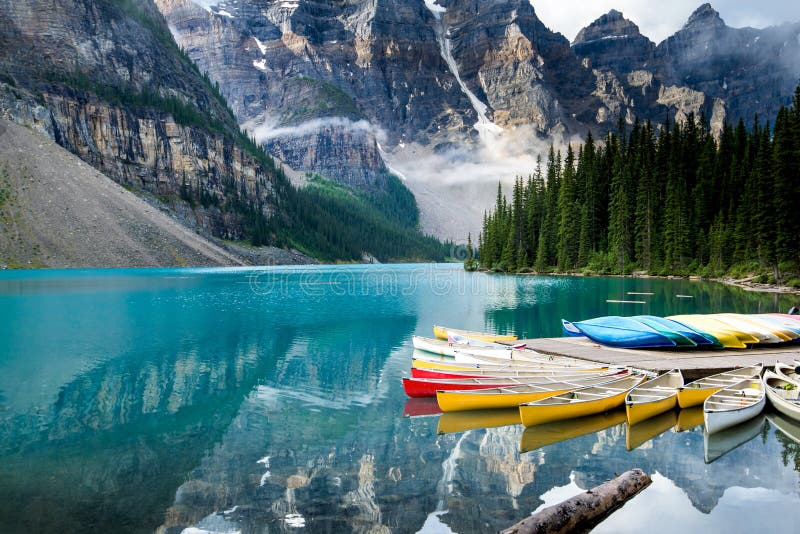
[763,370,800,421]
[411,353,604,373]
[410,366,617,380]
[452,349,599,368]
[433,325,517,342]
[774,361,800,384]
[752,314,800,338]
[668,315,759,347]
[563,317,676,348]
[626,410,678,451]
[633,315,718,347]
[739,315,799,341]
[519,408,627,453]
[710,314,788,343]
[412,335,514,358]
[411,357,604,374]
[703,376,766,434]
[674,406,705,432]
[625,369,684,425]
[448,332,526,349]
[403,372,618,398]
[631,317,697,347]
[436,373,631,412]
[704,413,766,463]
[436,408,521,434]
[676,364,763,408]
[561,319,584,336]
[518,374,648,427]
[768,313,800,323]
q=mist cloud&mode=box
[531,0,800,43]
[248,117,378,143]
[382,126,579,242]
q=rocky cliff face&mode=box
[153,1,800,241]
[0,0,287,242]
[155,0,475,188]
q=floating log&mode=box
[606,299,646,304]
[500,468,652,534]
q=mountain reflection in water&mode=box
[0,266,798,533]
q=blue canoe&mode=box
[561,319,584,337]
[563,316,677,349]
[632,315,721,348]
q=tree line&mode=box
[474,86,800,286]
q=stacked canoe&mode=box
[403,324,800,454]
[562,313,800,349]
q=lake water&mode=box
[0,264,798,533]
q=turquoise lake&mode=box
[1,264,799,533]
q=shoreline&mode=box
[475,268,800,297]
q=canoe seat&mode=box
[634,387,677,393]
[564,390,613,399]
[771,389,800,401]
[706,400,756,408]
[629,393,671,400]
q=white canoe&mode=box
[763,369,800,421]
[412,335,512,358]
[704,376,766,434]
[453,348,598,369]
[774,361,800,384]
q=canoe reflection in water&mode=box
[626,410,679,451]
[519,408,627,453]
[675,406,705,432]
[436,408,520,434]
[704,414,766,463]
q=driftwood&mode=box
[500,468,652,534]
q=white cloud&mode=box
[248,117,377,142]
[531,1,800,43]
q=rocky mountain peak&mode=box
[573,9,645,45]
[684,3,725,30]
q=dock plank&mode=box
[513,337,800,380]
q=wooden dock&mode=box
[515,337,800,380]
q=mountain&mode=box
[155,1,800,241]
[0,0,446,265]
[572,4,800,133]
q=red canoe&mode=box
[403,370,627,398]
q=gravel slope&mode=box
[0,118,249,268]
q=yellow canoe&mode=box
[519,408,627,453]
[626,410,678,451]
[436,373,628,412]
[667,315,757,348]
[625,369,683,425]
[433,325,517,342]
[676,364,763,408]
[518,374,647,427]
[436,408,521,434]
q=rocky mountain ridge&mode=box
[155,1,800,240]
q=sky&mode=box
[531,0,800,43]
